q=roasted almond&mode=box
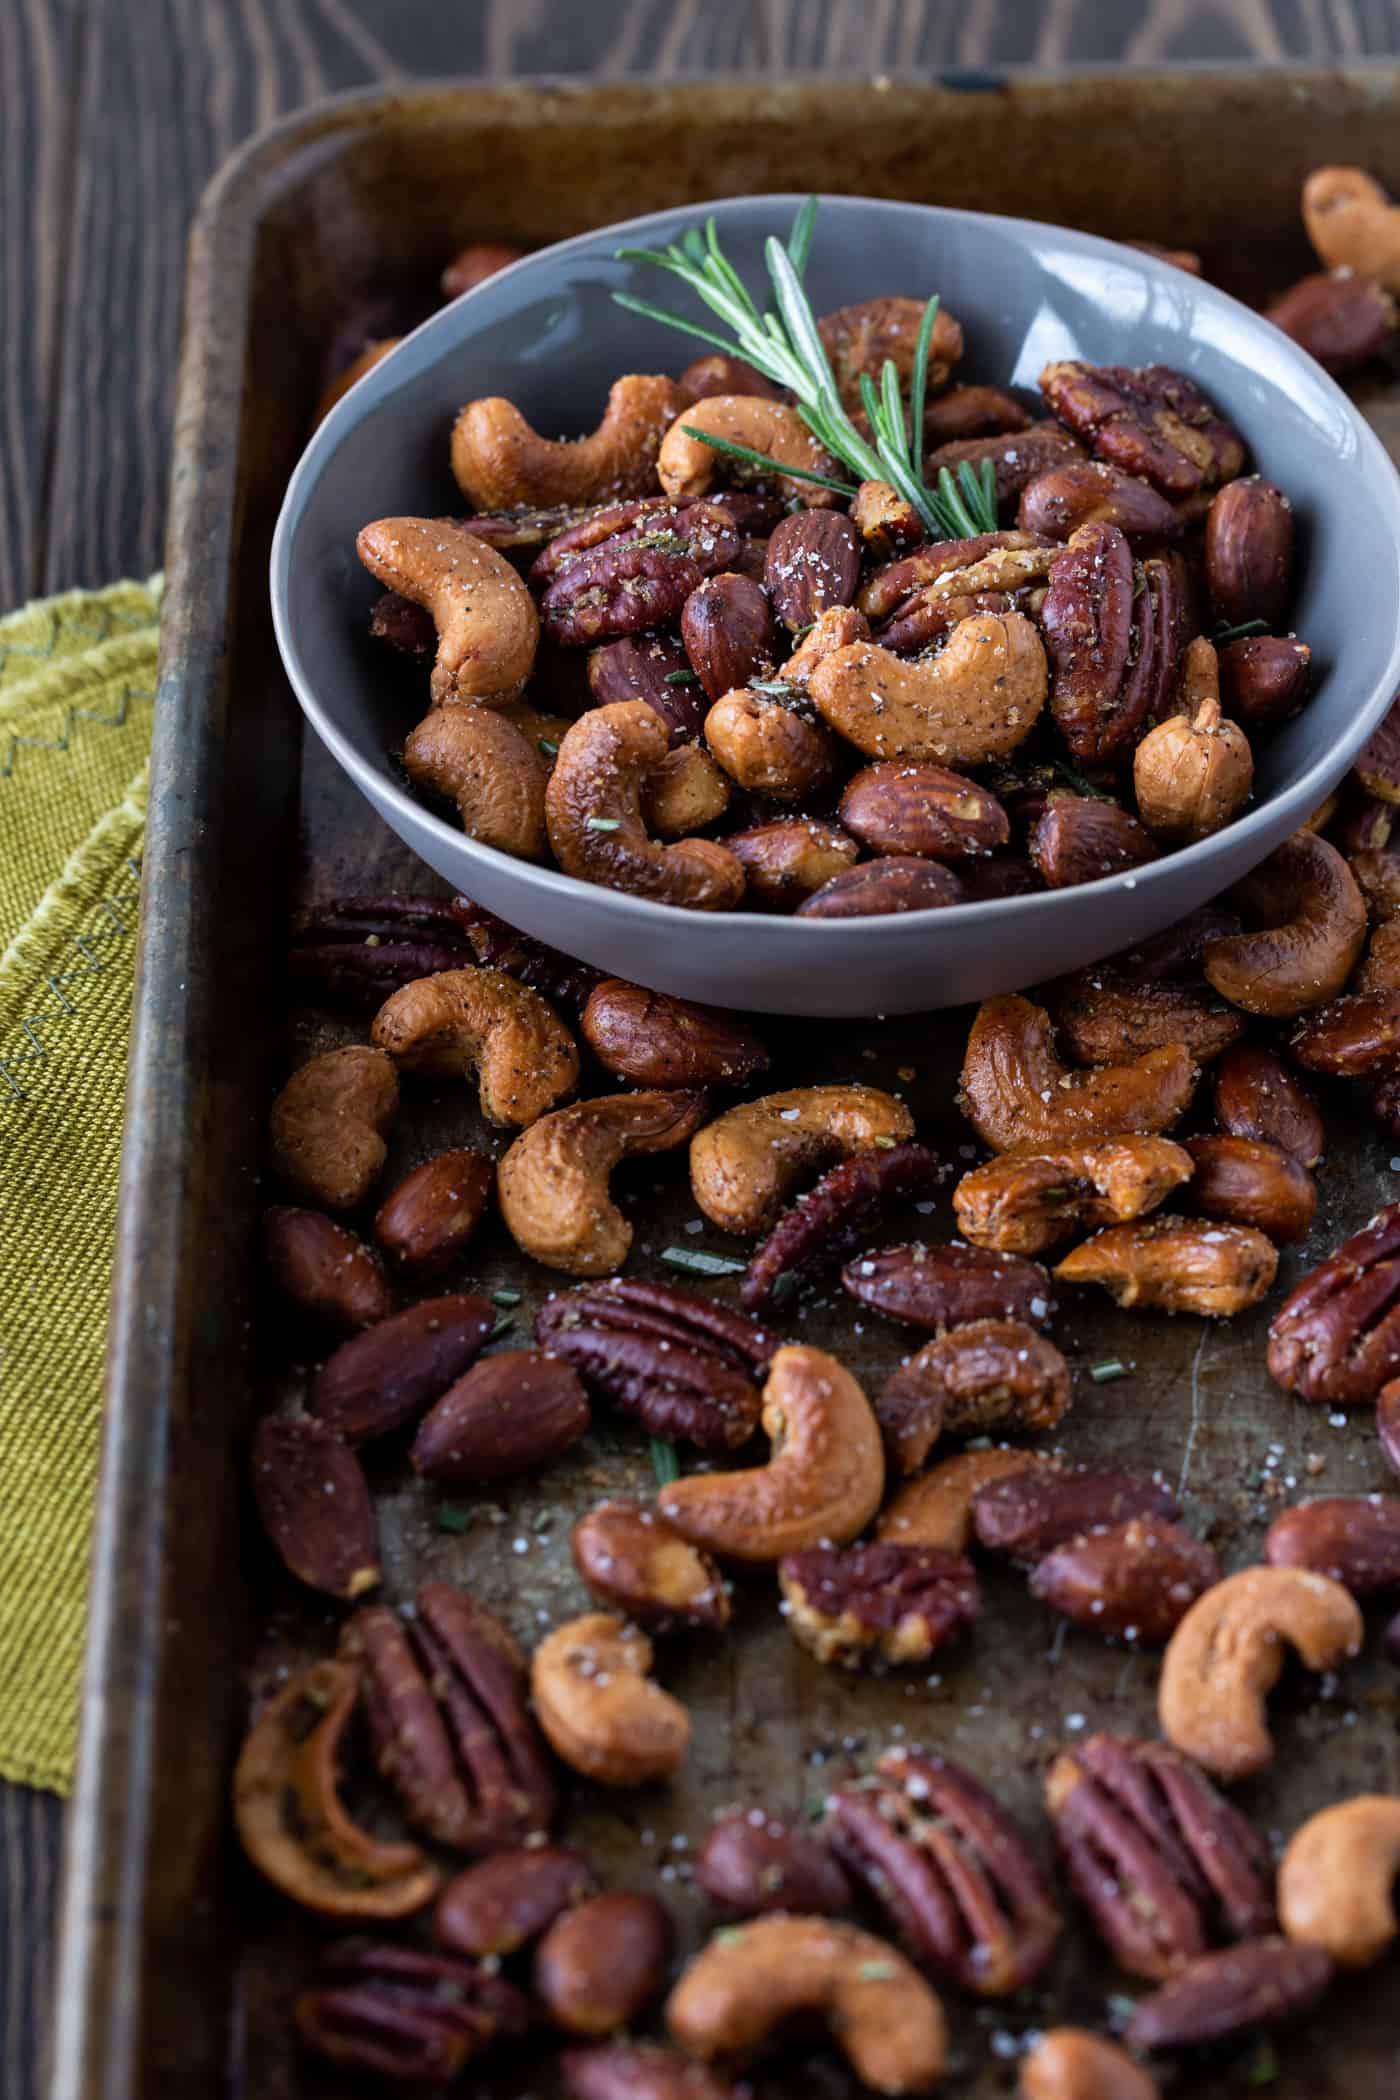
[795,857,964,917]
[411,1349,590,1483]
[435,1845,596,1957]
[373,1149,494,1274]
[1182,1134,1317,1244]
[1031,796,1158,889]
[1217,635,1311,729]
[1211,1042,1325,1167]
[263,1205,390,1331]
[681,572,780,702]
[1265,268,1397,373]
[251,1415,380,1600]
[581,979,768,1088]
[1029,1516,1221,1642]
[724,817,860,910]
[839,762,1009,860]
[1204,477,1294,630]
[843,1241,1053,1331]
[763,511,861,630]
[310,1293,496,1443]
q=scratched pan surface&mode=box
[54,71,1400,2100]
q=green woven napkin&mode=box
[0,580,160,1792]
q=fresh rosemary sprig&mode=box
[614,199,998,542]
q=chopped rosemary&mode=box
[1213,617,1270,644]
[491,1287,523,1308]
[750,678,799,697]
[1055,760,1116,800]
[769,1270,801,1308]
[663,668,699,685]
[713,1925,747,1947]
[538,737,560,757]
[435,1502,473,1534]
[858,1961,896,1981]
[649,1437,681,1487]
[585,816,622,832]
[660,1245,747,1276]
[1089,1359,1130,1384]
[1246,2040,1279,2086]
[617,201,998,541]
[486,1314,516,1343]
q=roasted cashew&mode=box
[498,1089,707,1275]
[451,374,688,510]
[1278,1794,1400,1966]
[269,1046,399,1212]
[666,1916,947,2097]
[875,1449,1040,1553]
[403,703,549,862]
[371,967,578,1126]
[953,1136,1194,1254]
[806,612,1047,764]
[530,1613,689,1785]
[357,517,539,704]
[690,1084,915,1235]
[959,996,1198,1154]
[1303,165,1400,293]
[546,702,746,909]
[703,689,835,799]
[657,1343,884,1562]
[1203,829,1367,1018]
[1019,2029,1160,2100]
[657,395,843,509]
[233,1660,439,1917]
[1158,1566,1363,1780]
[644,741,731,837]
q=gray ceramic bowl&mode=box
[271,194,1400,1016]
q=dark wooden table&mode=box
[4,1,1400,2090]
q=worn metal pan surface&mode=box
[51,71,1400,2100]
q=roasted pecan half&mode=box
[344,1583,556,1852]
[923,420,1084,506]
[1045,1733,1274,1981]
[1267,1202,1400,1403]
[695,1811,852,1917]
[827,1749,1059,1995]
[535,1278,775,1451]
[861,530,1056,655]
[876,1319,1072,1475]
[1291,986,1400,1077]
[1030,1518,1221,1644]
[1125,1939,1332,2053]
[843,1241,1052,1332]
[295,1941,528,2080]
[1040,524,1167,765]
[1049,971,1241,1066]
[447,896,605,1011]
[953,1137,1193,1255]
[1265,268,1398,373]
[1040,361,1244,496]
[540,501,743,646]
[972,1463,1181,1564]
[740,1141,943,1315]
[779,1543,978,1668]
[289,893,480,1010]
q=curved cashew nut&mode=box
[953,1137,1194,1254]
[530,1613,689,1784]
[403,702,549,862]
[371,967,578,1126]
[666,1916,947,2097]
[269,1046,399,1212]
[546,702,746,909]
[959,996,1198,1155]
[657,395,843,509]
[1278,1794,1400,1967]
[498,1089,707,1275]
[690,1084,915,1235]
[875,1449,1040,1554]
[807,613,1048,764]
[1019,2029,1160,2100]
[233,1660,439,1917]
[1203,830,1367,1019]
[357,517,539,704]
[1158,1566,1363,1780]
[645,741,731,838]
[1303,165,1400,293]
[451,374,688,510]
[657,1343,884,1562]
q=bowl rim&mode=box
[271,190,1400,943]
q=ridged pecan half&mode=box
[1040,524,1167,764]
[295,1941,528,2080]
[1045,1733,1273,1981]
[1267,1201,1400,1402]
[535,1278,776,1451]
[1040,361,1245,496]
[1125,1938,1332,2053]
[539,501,743,646]
[779,1543,978,1668]
[344,1583,556,1853]
[740,1141,943,1315]
[827,1749,1059,1995]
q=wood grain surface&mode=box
[5,1,1400,2091]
